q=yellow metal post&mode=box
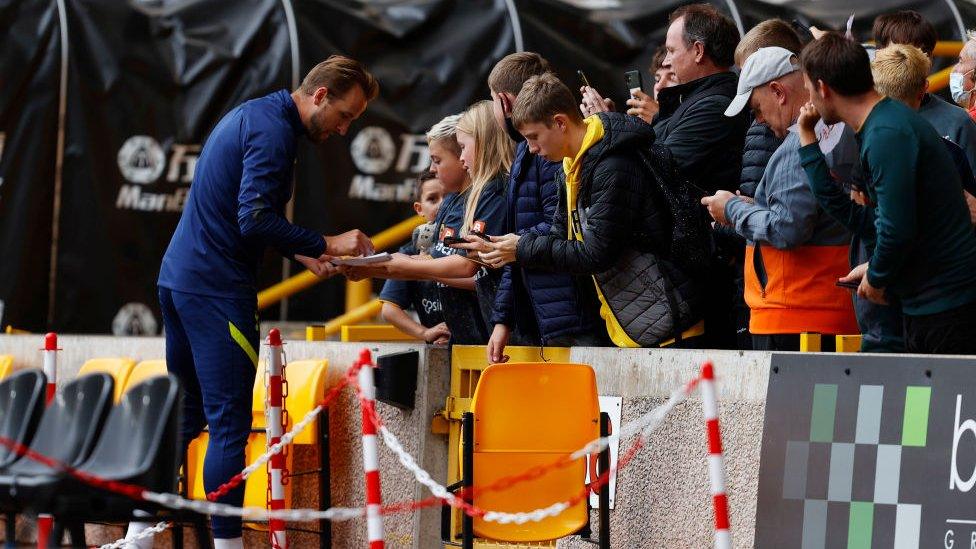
[835,334,862,353]
[799,333,822,353]
[306,325,327,341]
[345,279,373,312]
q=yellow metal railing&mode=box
[257,215,424,311]
[933,41,964,58]
[929,41,963,93]
[340,324,418,342]
[305,299,384,340]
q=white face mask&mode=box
[951,69,975,106]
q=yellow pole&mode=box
[928,66,954,94]
[257,215,425,310]
[345,279,373,311]
[322,299,383,336]
[933,41,963,58]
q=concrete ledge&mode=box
[0,335,773,548]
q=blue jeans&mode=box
[158,287,257,538]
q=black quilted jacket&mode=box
[516,113,668,273]
[516,113,701,344]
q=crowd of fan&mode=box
[338,5,976,358]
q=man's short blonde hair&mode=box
[871,44,931,105]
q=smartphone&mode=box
[577,69,591,88]
[790,18,815,44]
[624,70,644,97]
[468,230,491,241]
[835,280,860,289]
[442,236,467,246]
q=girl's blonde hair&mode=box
[456,100,514,234]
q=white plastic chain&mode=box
[373,382,694,524]
[171,370,696,526]
[142,490,366,522]
[237,404,323,481]
[98,521,171,549]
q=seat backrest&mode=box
[125,360,167,393]
[0,355,13,380]
[79,375,181,493]
[5,373,115,476]
[79,358,136,403]
[252,359,328,445]
[0,370,47,469]
[469,362,600,542]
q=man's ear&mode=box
[500,92,515,116]
[313,86,329,106]
[816,79,830,101]
[694,41,706,64]
[412,201,423,216]
[769,81,788,105]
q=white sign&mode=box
[586,395,622,509]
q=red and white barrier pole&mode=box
[37,333,61,548]
[41,332,59,404]
[266,328,288,549]
[358,349,384,549]
[701,362,731,549]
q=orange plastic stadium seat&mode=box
[125,360,168,393]
[78,357,136,403]
[467,362,600,542]
[0,356,12,379]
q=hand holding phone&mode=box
[624,70,644,98]
[577,69,591,88]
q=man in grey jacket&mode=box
[700,47,858,350]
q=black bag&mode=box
[635,144,713,278]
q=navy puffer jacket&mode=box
[739,120,783,197]
[490,140,601,342]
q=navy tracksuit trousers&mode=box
[158,286,257,538]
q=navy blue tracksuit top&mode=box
[158,90,325,299]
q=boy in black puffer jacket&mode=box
[472,73,704,348]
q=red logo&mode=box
[440,226,455,240]
[472,220,486,233]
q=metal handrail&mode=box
[257,215,424,310]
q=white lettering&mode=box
[116,185,189,212]
[946,529,954,549]
[166,144,200,183]
[347,174,415,202]
[969,530,975,549]
[951,395,976,492]
[395,134,429,173]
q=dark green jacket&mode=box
[852,98,976,316]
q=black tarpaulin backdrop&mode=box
[0,0,972,334]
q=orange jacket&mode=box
[744,243,858,335]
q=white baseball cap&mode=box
[725,46,800,117]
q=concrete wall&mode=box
[0,335,773,548]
